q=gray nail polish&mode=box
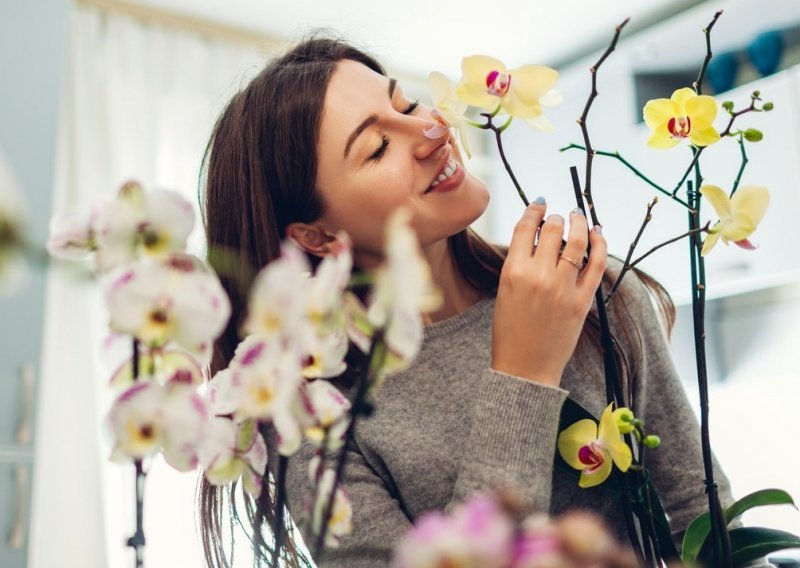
[572,207,585,216]
[533,195,546,205]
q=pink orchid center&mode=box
[578,442,606,473]
[486,70,511,97]
[668,116,692,138]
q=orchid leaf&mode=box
[699,527,800,567]
[682,489,797,565]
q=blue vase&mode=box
[748,30,784,76]
[707,52,739,93]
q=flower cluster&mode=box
[394,492,638,568]
[427,56,562,158]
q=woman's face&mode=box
[312,59,490,263]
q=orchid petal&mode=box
[685,95,718,127]
[647,129,680,149]
[734,238,758,250]
[701,227,722,256]
[598,404,632,472]
[557,419,598,470]
[511,64,559,103]
[643,99,678,130]
[690,126,721,147]
[578,452,613,488]
[671,87,697,107]
[731,185,770,227]
[524,114,555,133]
[539,89,563,107]
[457,55,507,109]
[700,185,733,219]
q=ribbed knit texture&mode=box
[274,259,741,567]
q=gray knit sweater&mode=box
[276,260,737,567]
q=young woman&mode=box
[200,37,732,567]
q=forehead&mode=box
[321,60,390,132]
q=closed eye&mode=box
[364,99,420,164]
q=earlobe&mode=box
[285,222,335,257]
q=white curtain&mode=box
[31,6,268,567]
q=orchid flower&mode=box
[557,403,632,488]
[244,242,311,338]
[305,233,353,334]
[108,382,208,471]
[46,207,99,261]
[308,458,353,548]
[393,495,515,568]
[109,347,204,389]
[199,417,268,497]
[301,325,348,380]
[297,379,351,451]
[206,335,304,455]
[700,184,770,255]
[367,208,442,385]
[104,253,231,357]
[427,72,472,158]
[455,55,561,123]
[643,87,721,149]
[93,181,195,272]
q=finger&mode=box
[556,208,589,275]
[532,213,566,268]
[577,225,607,291]
[507,200,547,265]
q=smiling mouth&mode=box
[424,158,459,194]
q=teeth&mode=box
[427,159,457,191]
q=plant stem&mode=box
[481,114,529,206]
[687,183,732,568]
[559,144,693,211]
[313,331,386,559]
[126,338,146,568]
[270,455,289,566]
[694,10,724,96]
[605,197,657,303]
[731,134,749,195]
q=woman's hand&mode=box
[491,199,607,388]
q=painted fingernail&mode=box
[547,214,564,223]
[533,195,546,205]
[571,207,584,216]
[593,224,603,235]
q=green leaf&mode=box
[700,527,800,567]
[681,489,796,566]
[682,511,711,565]
[723,489,796,525]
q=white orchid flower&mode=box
[301,325,349,380]
[305,233,353,334]
[308,460,353,549]
[108,382,208,471]
[104,253,231,357]
[199,417,268,497]
[297,379,351,451]
[93,181,195,272]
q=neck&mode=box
[421,238,484,325]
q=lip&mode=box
[423,155,464,195]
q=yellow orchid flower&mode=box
[643,87,721,149]
[700,184,770,256]
[427,71,472,159]
[557,404,632,488]
[455,55,561,122]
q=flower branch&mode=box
[693,10,724,96]
[479,112,529,206]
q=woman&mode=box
[200,36,731,567]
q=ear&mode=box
[285,222,336,257]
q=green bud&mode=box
[763,102,774,111]
[722,101,735,112]
[752,89,761,98]
[743,128,764,142]
[643,435,661,449]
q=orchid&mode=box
[367,208,442,384]
[199,417,268,497]
[46,206,98,261]
[109,347,204,389]
[308,458,353,548]
[206,335,304,455]
[427,72,472,158]
[455,55,561,123]
[643,87,721,149]
[393,495,515,568]
[104,253,230,357]
[301,326,348,380]
[557,403,632,488]
[92,181,195,272]
[305,233,353,334]
[108,381,208,471]
[700,184,770,255]
[297,379,351,451]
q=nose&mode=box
[410,110,449,161]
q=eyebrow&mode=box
[343,78,398,159]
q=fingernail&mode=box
[547,214,564,223]
[593,224,603,235]
[571,207,584,216]
[533,195,546,205]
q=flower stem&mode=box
[313,331,386,559]
[126,338,146,568]
[481,114,529,206]
[693,10,724,96]
[559,144,693,211]
[731,134,749,196]
[687,183,732,568]
[270,455,289,566]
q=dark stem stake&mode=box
[577,17,630,226]
[126,338,146,568]
[270,455,289,566]
[313,331,386,559]
[687,183,732,568]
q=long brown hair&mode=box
[200,35,676,567]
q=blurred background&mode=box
[1,0,799,566]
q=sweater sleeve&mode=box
[275,370,569,567]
